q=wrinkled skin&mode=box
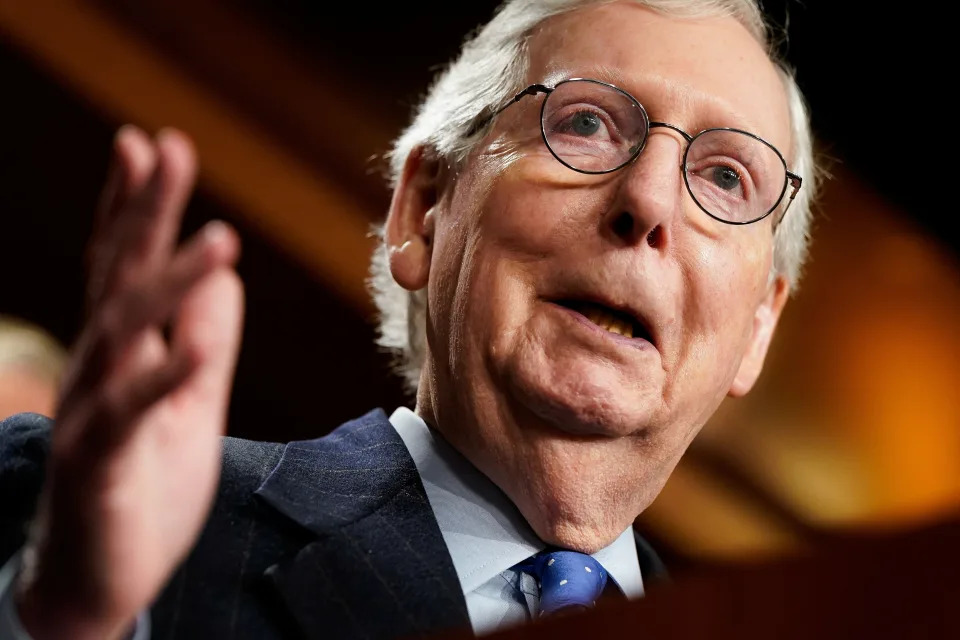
[387,2,792,552]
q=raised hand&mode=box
[14,126,244,640]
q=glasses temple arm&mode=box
[781,171,803,215]
[469,84,552,135]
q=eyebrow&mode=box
[542,64,627,88]
[543,64,767,137]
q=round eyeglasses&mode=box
[475,78,803,226]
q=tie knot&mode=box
[518,550,609,616]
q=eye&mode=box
[550,107,615,141]
[711,165,742,191]
[540,83,645,173]
[684,128,785,222]
[687,155,751,201]
[568,111,602,136]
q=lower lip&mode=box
[547,302,655,351]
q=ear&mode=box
[728,275,790,397]
[384,146,441,292]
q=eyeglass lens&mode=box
[541,79,789,224]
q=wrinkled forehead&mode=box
[525,2,793,157]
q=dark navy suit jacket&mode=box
[0,409,665,639]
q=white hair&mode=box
[370,0,821,393]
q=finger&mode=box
[172,249,245,418]
[87,127,156,311]
[102,129,198,299]
[74,345,201,457]
[103,220,239,368]
[63,221,240,404]
[92,126,155,234]
[139,129,198,266]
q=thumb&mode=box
[173,258,244,418]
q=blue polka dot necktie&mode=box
[517,549,611,616]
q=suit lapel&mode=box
[255,409,470,639]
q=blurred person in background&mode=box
[0,0,820,638]
[0,317,66,421]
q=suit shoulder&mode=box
[0,412,52,466]
[217,436,285,506]
[0,412,52,495]
[0,413,53,563]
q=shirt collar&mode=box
[389,407,643,598]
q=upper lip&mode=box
[549,291,659,347]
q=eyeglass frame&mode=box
[472,77,804,226]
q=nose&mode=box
[600,132,684,249]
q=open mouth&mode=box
[552,299,653,343]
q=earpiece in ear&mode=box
[388,239,431,291]
[389,240,415,258]
[423,207,436,247]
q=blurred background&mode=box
[0,0,956,571]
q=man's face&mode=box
[393,1,793,551]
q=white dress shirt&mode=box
[0,407,644,638]
[389,407,643,635]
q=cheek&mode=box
[426,175,554,375]
[431,164,599,328]
[479,159,611,259]
[676,230,772,382]
[427,223,467,333]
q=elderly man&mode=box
[0,0,817,638]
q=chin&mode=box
[534,519,617,555]
[505,352,661,439]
